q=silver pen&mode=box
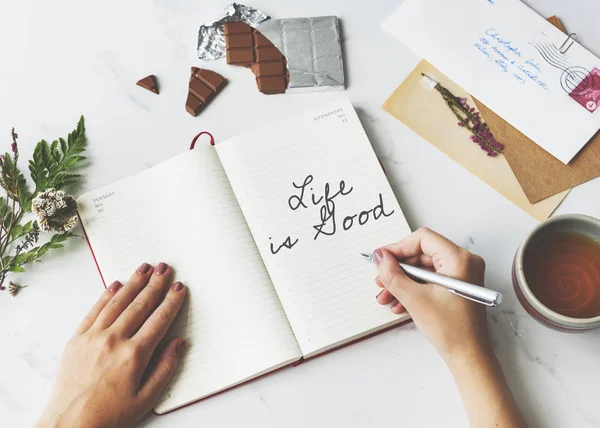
[361,253,502,307]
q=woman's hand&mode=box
[375,228,527,428]
[36,262,186,428]
[374,227,488,362]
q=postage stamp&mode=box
[567,67,600,113]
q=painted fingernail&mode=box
[373,249,384,265]
[137,263,151,274]
[108,281,122,292]
[172,281,184,292]
[176,340,186,356]
[156,262,168,275]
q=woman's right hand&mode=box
[375,228,528,427]
[374,227,490,363]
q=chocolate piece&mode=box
[136,75,159,94]
[185,68,227,117]
[224,21,289,95]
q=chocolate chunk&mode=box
[227,49,255,66]
[192,68,226,91]
[224,21,289,95]
[185,68,227,117]
[185,93,203,116]
[256,46,283,62]
[226,33,254,49]
[136,75,159,94]
[224,21,253,35]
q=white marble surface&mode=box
[1,0,599,427]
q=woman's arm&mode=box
[448,345,527,428]
[374,227,527,428]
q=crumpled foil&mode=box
[197,3,269,60]
[256,16,346,93]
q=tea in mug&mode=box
[524,231,600,319]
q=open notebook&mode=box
[77,99,412,414]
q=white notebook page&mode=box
[217,99,412,357]
[77,147,301,414]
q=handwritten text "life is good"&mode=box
[268,175,395,255]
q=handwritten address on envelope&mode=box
[475,29,548,90]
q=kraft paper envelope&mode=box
[382,60,568,221]
[475,102,600,203]
[473,16,600,204]
[384,0,600,164]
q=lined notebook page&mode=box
[77,147,301,414]
[216,99,412,357]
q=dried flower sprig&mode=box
[425,74,504,157]
[32,189,78,233]
[0,117,86,293]
[8,281,27,297]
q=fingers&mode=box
[113,263,174,337]
[376,277,408,314]
[382,227,461,269]
[403,254,435,269]
[374,248,420,304]
[133,281,186,352]
[137,338,185,405]
[75,281,123,335]
[376,288,396,305]
[390,300,406,314]
[94,263,154,330]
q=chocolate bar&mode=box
[185,67,227,117]
[136,75,159,94]
[224,21,289,94]
[256,17,345,93]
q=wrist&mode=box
[35,413,60,428]
[36,405,78,428]
[444,339,495,374]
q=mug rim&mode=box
[514,213,600,327]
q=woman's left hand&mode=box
[36,262,186,428]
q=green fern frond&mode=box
[28,115,86,195]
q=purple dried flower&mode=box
[10,127,19,155]
[434,80,503,157]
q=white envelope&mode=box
[384,0,600,164]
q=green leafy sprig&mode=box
[0,117,86,292]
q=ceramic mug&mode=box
[512,214,600,332]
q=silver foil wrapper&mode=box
[256,16,345,93]
[197,3,269,60]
